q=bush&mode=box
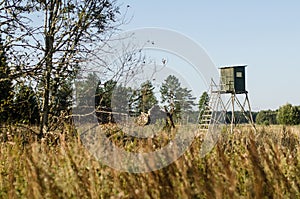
[277,103,300,125]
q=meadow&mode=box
[0,124,300,198]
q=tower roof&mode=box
[219,64,247,69]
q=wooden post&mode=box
[231,93,235,133]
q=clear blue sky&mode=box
[120,0,300,111]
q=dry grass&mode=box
[0,124,300,198]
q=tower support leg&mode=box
[231,93,235,133]
[245,93,256,132]
[234,92,256,132]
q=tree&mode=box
[198,91,209,121]
[111,84,133,123]
[50,78,73,125]
[180,87,197,112]
[128,89,140,116]
[0,36,13,123]
[76,72,100,107]
[95,79,117,124]
[95,79,117,111]
[277,103,300,125]
[256,110,277,125]
[0,0,120,135]
[13,84,39,125]
[160,75,181,122]
[137,80,158,113]
[160,75,196,123]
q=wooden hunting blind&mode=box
[198,64,256,134]
[220,65,247,94]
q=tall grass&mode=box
[0,125,300,198]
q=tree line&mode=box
[1,45,199,127]
[238,104,300,126]
[198,92,300,126]
[0,0,199,134]
[78,73,197,125]
[256,104,300,126]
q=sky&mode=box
[119,0,300,111]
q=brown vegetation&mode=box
[0,125,300,198]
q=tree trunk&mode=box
[40,64,51,136]
[39,1,55,136]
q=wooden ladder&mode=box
[199,91,219,132]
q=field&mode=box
[1,125,300,198]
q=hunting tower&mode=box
[199,65,256,134]
[220,65,246,94]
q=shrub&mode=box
[277,103,300,125]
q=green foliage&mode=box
[51,79,73,117]
[180,87,196,112]
[277,103,300,125]
[13,84,39,125]
[111,84,131,113]
[128,89,140,116]
[76,72,100,107]
[137,80,158,113]
[95,79,117,109]
[74,74,117,124]
[160,75,196,122]
[256,110,278,125]
[0,37,13,123]
[198,91,209,120]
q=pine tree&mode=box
[160,75,196,123]
[128,89,140,116]
[179,87,196,112]
[95,79,117,124]
[160,75,181,121]
[137,80,158,113]
[51,78,73,120]
[13,84,39,125]
[95,79,117,109]
[77,72,100,107]
[0,37,13,123]
[111,84,131,114]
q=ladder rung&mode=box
[200,126,209,129]
[200,122,210,125]
[201,117,211,120]
[200,124,210,127]
[200,123,210,126]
